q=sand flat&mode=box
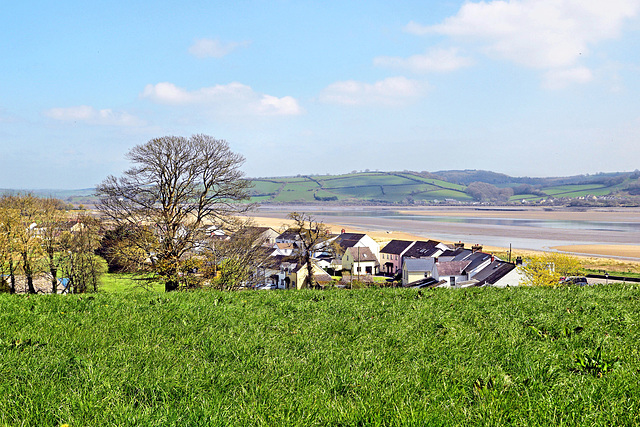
[551,244,640,259]
[247,206,640,260]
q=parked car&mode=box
[559,276,589,286]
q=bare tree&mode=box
[287,212,330,289]
[13,195,44,294]
[0,196,19,293]
[60,214,106,293]
[40,198,68,294]
[97,135,252,291]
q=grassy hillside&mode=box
[250,171,472,203]
[4,169,638,205]
[1,284,639,425]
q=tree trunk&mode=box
[26,275,36,294]
[8,258,16,294]
[22,251,36,294]
[50,262,58,294]
[305,251,315,289]
[165,279,179,292]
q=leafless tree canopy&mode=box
[97,134,252,291]
[287,212,330,289]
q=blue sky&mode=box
[2,0,640,189]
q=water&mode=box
[257,206,640,257]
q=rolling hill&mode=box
[3,170,639,205]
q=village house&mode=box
[380,240,414,275]
[434,260,472,287]
[282,261,333,289]
[333,232,380,260]
[342,246,380,276]
[402,258,437,286]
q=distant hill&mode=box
[4,169,639,206]
[249,170,640,204]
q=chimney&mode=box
[491,254,495,262]
[472,244,483,253]
[341,228,345,234]
[454,241,465,249]
[515,256,523,265]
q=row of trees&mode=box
[0,195,104,294]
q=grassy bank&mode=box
[1,285,639,426]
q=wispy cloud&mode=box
[406,0,640,87]
[44,106,145,126]
[188,38,250,58]
[141,82,303,116]
[374,47,473,73]
[318,77,428,106]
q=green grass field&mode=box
[246,172,476,203]
[2,283,640,426]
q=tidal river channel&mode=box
[255,205,640,259]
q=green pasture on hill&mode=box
[249,172,474,203]
[1,284,640,426]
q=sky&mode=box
[2,0,640,189]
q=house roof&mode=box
[463,252,493,272]
[403,257,435,272]
[403,240,441,258]
[472,261,516,286]
[276,230,301,241]
[345,247,379,265]
[380,239,413,255]
[436,260,472,276]
[334,232,366,249]
[404,277,440,288]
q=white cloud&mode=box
[319,77,428,106]
[542,66,594,89]
[44,106,144,126]
[407,0,640,73]
[188,38,249,58]
[374,47,473,73]
[141,82,303,116]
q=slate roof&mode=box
[276,230,300,241]
[463,252,493,273]
[472,261,516,286]
[404,277,441,288]
[451,248,474,261]
[436,260,472,276]
[403,257,435,272]
[334,233,366,249]
[402,240,440,258]
[380,239,413,255]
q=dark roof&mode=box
[436,260,472,276]
[451,248,473,261]
[380,239,413,255]
[262,254,294,269]
[463,252,493,273]
[334,233,366,249]
[276,230,300,241]
[404,277,440,288]
[403,240,440,258]
[473,261,516,286]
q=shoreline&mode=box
[245,205,640,263]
